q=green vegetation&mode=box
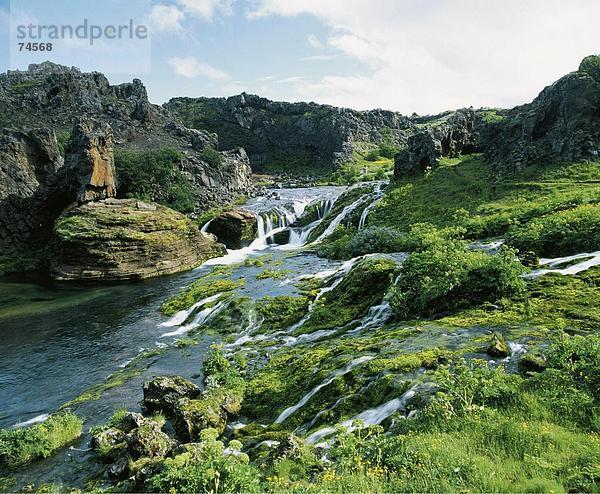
[160,269,245,315]
[255,269,291,280]
[579,54,600,82]
[0,413,82,468]
[115,147,196,213]
[303,257,397,333]
[256,295,309,332]
[506,203,600,257]
[55,131,71,157]
[391,241,526,319]
[369,155,600,243]
[317,226,406,259]
[199,147,223,168]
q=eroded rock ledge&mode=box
[52,198,226,281]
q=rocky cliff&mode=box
[165,93,413,174]
[0,62,254,211]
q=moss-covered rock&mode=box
[173,395,228,441]
[90,427,126,462]
[143,376,201,414]
[487,332,510,358]
[206,208,257,249]
[52,198,226,281]
[125,423,175,459]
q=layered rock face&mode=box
[206,208,257,249]
[484,61,600,173]
[394,108,481,176]
[0,128,69,254]
[51,199,226,281]
[165,93,413,173]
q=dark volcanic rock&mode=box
[206,208,257,249]
[487,333,511,358]
[484,57,600,173]
[165,92,413,173]
[394,108,480,177]
[0,127,70,255]
[51,198,227,281]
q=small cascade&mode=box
[312,194,372,243]
[526,250,600,278]
[306,382,426,444]
[358,182,386,230]
[13,413,50,428]
[160,299,226,338]
[200,219,213,234]
[160,293,223,328]
[287,257,361,334]
[275,356,373,424]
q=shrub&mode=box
[115,147,196,213]
[378,141,397,159]
[391,241,526,319]
[365,149,381,162]
[200,148,224,169]
[506,203,600,257]
[579,54,600,82]
[148,428,260,493]
[0,412,83,468]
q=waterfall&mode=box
[160,299,226,338]
[358,182,385,230]
[526,250,600,278]
[275,356,373,424]
[160,293,223,328]
[306,383,424,444]
[200,219,213,233]
[312,194,371,243]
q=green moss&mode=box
[256,296,309,332]
[255,269,291,280]
[0,412,83,468]
[161,276,245,316]
[303,257,397,333]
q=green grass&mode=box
[369,155,600,242]
[0,413,82,468]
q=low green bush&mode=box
[0,412,82,468]
[200,148,224,169]
[391,240,526,319]
[115,147,196,213]
[506,203,600,257]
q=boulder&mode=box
[172,395,228,441]
[487,333,511,358]
[90,427,126,462]
[125,423,175,459]
[143,376,201,414]
[206,208,257,249]
[65,119,117,202]
[518,353,547,375]
[51,198,227,281]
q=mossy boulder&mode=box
[487,333,510,358]
[206,208,257,249]
[172,396,228,441]
[125,423,175,459]
[143,376,201,414]
[90,427,126,462]
[518,352,547,375]
[51,198,226,281]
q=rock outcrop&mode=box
[165,93,413,173]
[51,199,226,281]
[394,108,481,177]
[484,58,600,173]
[0,63,256,213]
[0,127,69,255]
[206,208,257,249]
[65,119,117,202]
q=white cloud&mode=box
[298,55,335,62]
[151,4,185,32]
[307,33,322,48]
[177,0,234,20]
[169,56,230,80]
[247,0,600,113]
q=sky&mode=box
[0,0,598,114]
